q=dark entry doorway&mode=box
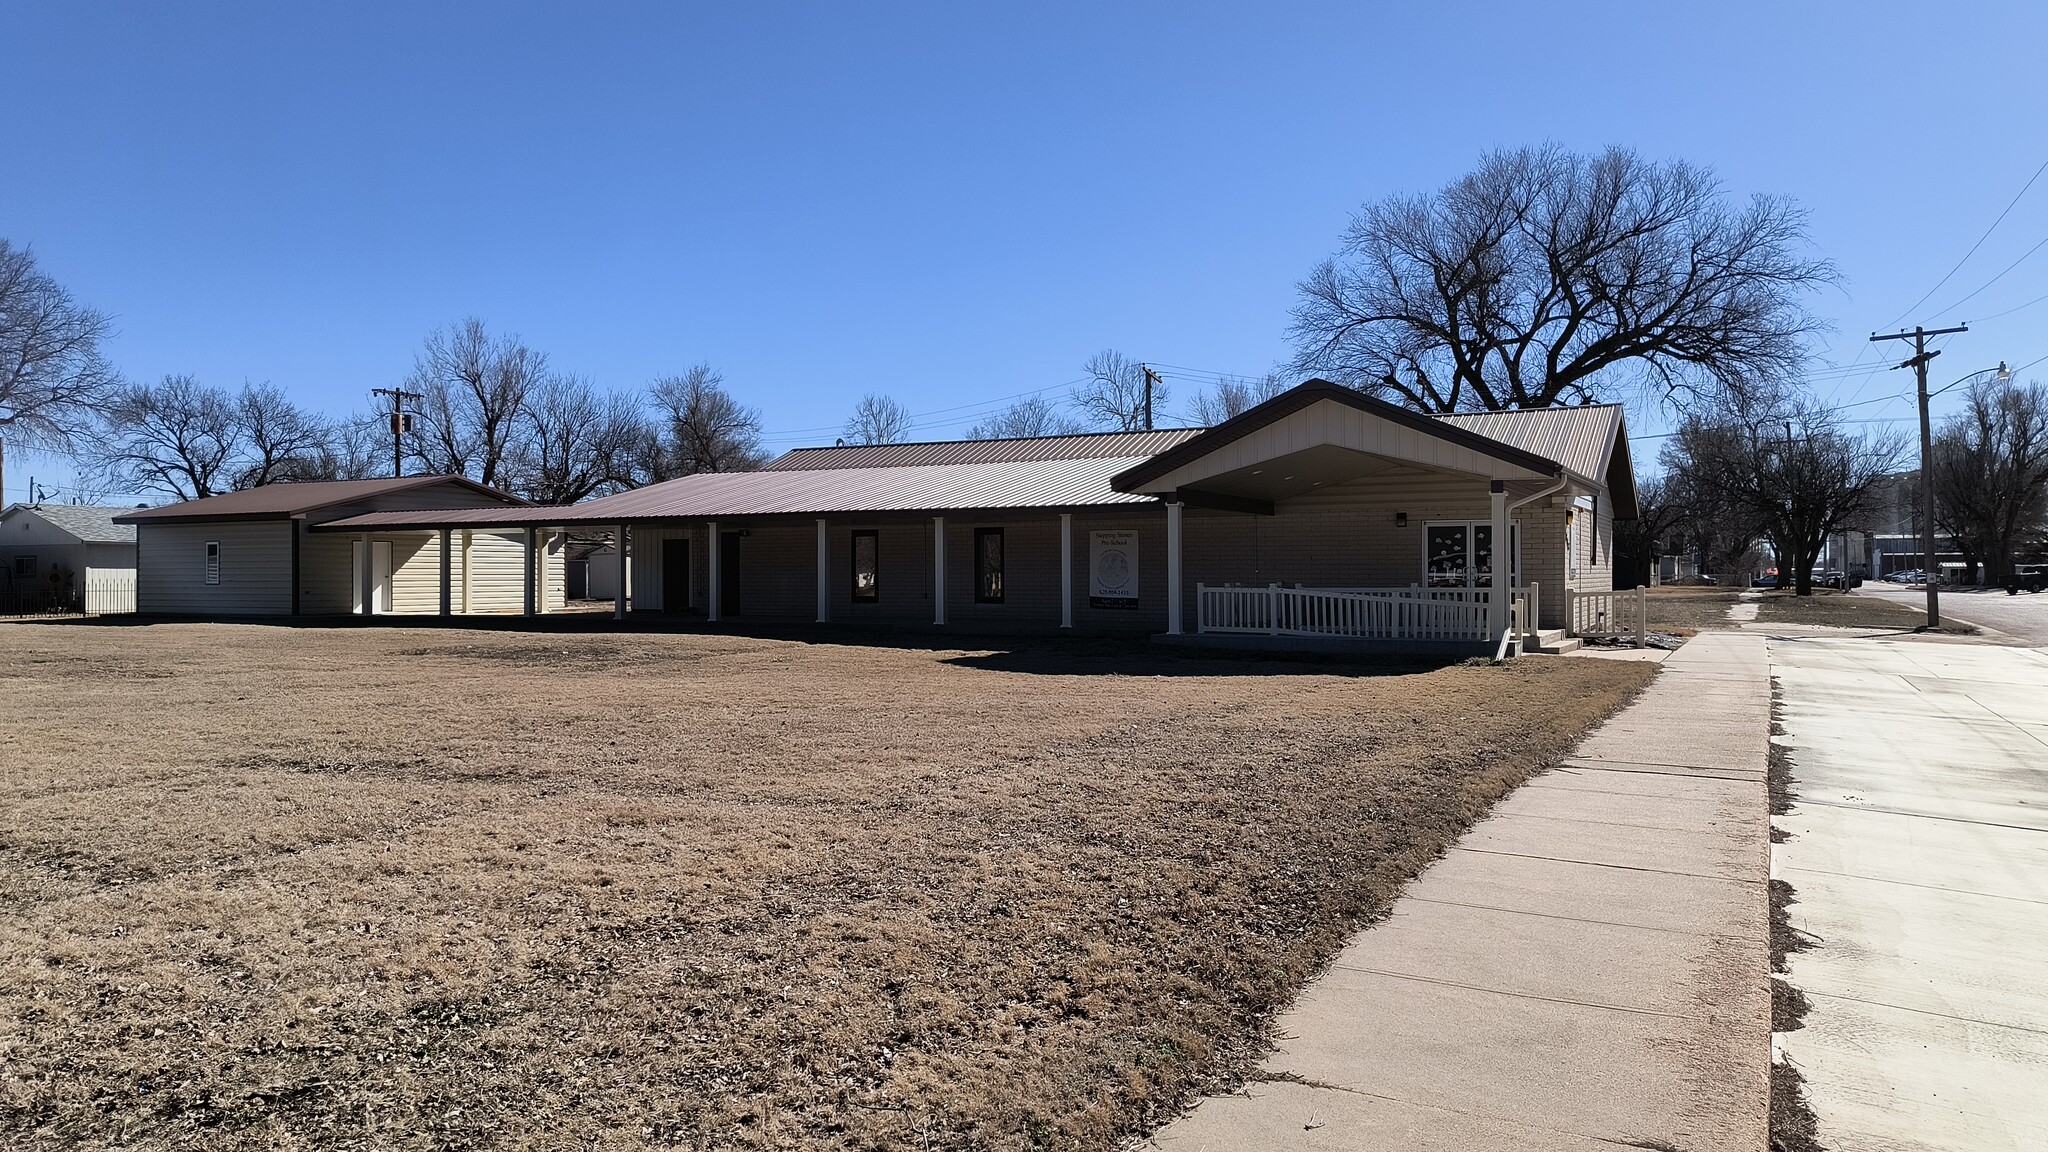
[720,531,742,617]
[662,538,690,613]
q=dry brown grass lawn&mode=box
[1754,589,1976,633]
[1644,587,1742,633]
[0,623,1650,1150]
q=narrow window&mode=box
[205,541,221,585]
[974,527,1004,603]
[851,530,879,602]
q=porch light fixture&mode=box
[1396,512,1408,527]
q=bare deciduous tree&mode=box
[90,375,241,500]
[0,240,119,452]
[1933,376,2048,585]
[233,383,333,489]
[1290,145,1833,413]
[405,319,546,487]
[648,365,765,476]
[966,395,1084,440]
[512,375,651,504]
[842,394,912,446]
[1071,350,1164,431]
[1188,373,1288,426]
[1612,474,1688,587]
[1664,400,1898,595]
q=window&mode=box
[851,530,879,602]
[205,541,221,585]
[12,555,36,580]
[974,527,1003,603]
[1424,522,1519,588]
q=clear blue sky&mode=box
[10,1,2048,501]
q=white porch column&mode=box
[1059,512,1074,629]
[815,518,830,623]
[932,516,947,625]
[1490,480,1509,641]
[1166,499,1184,636]
[707,522,722,622]
[522,527,537,617]
[438,528,452,616]
[358,532,374,616]
[613,523,629,621]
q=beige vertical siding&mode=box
[137,521,294,615]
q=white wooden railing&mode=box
[1568,585,1648,647]
[1197,583,1527,643]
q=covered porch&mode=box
[1118,381,1630,655]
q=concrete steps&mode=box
[1529,628,1582,654]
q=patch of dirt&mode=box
[1754,590,1976,634]
[0,623,1652,1151]
[1767,677,1824,1150]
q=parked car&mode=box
[1884,569,1925,584]
[2011,564,2047,594]
[1815,569,1846,590]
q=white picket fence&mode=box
[1568,586,1648,647]
[1197,583,1526,643]
[84,571,137,615]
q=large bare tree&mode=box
[1933,376,2048,585]
[1289,146,1832,413]
[647,365,765,476]
[966,395,1084,440]
[1188,373,1288,425]
[404,319,546,487]
[232,382,334,488]
[511,375,650,504]
[90,375,241,500]
[842,394,912,446]
[0,240,119,452]
[1664,399,1898,595]
[1071,350,1165,431]
[89,376,343,497]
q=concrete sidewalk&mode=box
[1771,638,2048,1151]
[1146,632,1774,1151]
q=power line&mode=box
[1882,156,2048,329]
[1967,287,2048,323]
[1932,235,2048,317]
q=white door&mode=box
[352,540,394,614]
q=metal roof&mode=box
[315,456,1164,530]
[1434,405,1624,486]
[1,504,138,544]
[765,428,1205,471]
[112,476,526,523]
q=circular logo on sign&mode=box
[1096,548,1131,590]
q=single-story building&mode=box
[309,381,1637,653]
[113,476,568,617]
[0,503,139,613]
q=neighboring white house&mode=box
[0,504,139,613]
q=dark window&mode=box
[851,530,879,601]
[204,541,221,585]
[974,528,1003,603]
[12,555,36,579]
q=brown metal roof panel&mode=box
[765,428,1205,470]
[112,476,527,523]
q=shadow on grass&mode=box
[14,613,1464,679]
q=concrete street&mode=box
[1146,634,1773,1151]
[1852,583,2048,646]
[1772,637,2048,1151]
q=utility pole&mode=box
[1140,364,1163,431]
[370,387,421,479]
[1870,323,1967,627]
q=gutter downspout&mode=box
[1504,475,1570,650]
